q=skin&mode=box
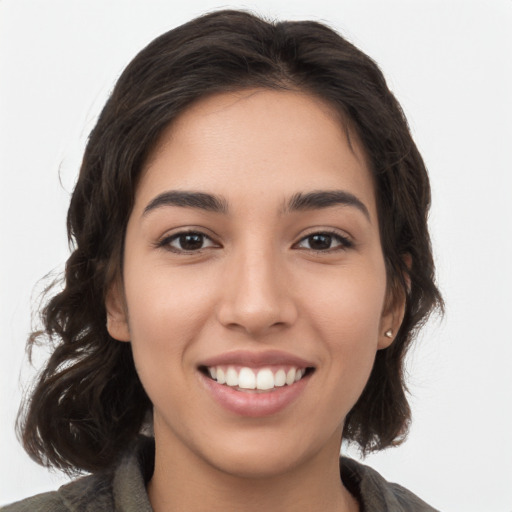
[106,89,404,512]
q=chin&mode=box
[198,428,335,480]
[207,448,306,480]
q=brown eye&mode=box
[296,232,352,251]
[177,233,204,250]
[162,231,218,252]
[308,234,333,250]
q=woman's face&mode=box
[107,89,399,478]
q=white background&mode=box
[1,0,511,510]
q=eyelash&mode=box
[156,231,220,254]
[293,231,353,252]
[156,229,353,254]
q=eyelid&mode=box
[155,228,222,253]
[154,226,353,254]
[293,229,354,251]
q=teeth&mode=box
[256,368,274,390]
[216,367,226,384]
[286,368,296,385]
[226,367,238,386]
[206,365,308,390]
[238,367,256,389]
[274,369,286,387]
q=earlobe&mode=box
[378,324,397,349]
[105,280,131,342]
[378,284,407,350]
[378,308,403,350]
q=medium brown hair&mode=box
[18,9,443,473]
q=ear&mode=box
[105,279,131,342]
[378,292,406,349]
[378,255,411,349]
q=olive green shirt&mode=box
[2,437,439,511]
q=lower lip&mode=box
[199,372,311,417]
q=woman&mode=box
[5,9,442,511]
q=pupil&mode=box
[309,234,331,250]
[180,233,203,250]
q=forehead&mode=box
[137,89,376,219]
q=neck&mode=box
[147,428,359,512]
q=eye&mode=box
[295,231,352,252]
[160,231,218,253]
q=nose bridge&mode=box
[217,240,296,335]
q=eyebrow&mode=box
[143,191,228,215]
[285,190,371,221]
[143,189,370,221]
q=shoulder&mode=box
[1,490,65,512]
[340,457,440,512]
[2,471,115,512]
[2,437,154,512]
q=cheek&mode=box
[303,264,386,388]
[305,264,386,341]
[125,263,213,333]
[122,265,218,384]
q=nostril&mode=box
[215,279,298,335]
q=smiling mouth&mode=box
[199,365,315,392]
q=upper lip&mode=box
[199,350,315,369]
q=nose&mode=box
[216,248,298,337]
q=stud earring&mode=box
[384,329,393,338]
